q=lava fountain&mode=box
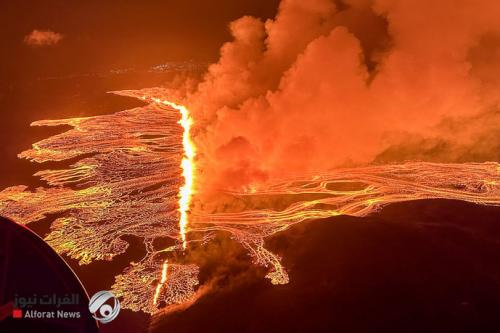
[150,97,196,250]
[0,89,499,314]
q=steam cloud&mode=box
[175,0,500,190]
[24,29,63,46]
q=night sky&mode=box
[0,0,278,188]
[0,0,279,79]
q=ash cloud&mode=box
[176,0,500,190]
[24,29,63,47]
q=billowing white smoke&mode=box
[176,0,500,189]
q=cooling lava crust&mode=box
[153,199,500,333]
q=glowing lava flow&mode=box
[152,97,196,249]
[153,260,169,305]
[0,88,498,314]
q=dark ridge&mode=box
[0,216,99,333]
[151,199,500,333]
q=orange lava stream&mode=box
[0,88,498,314]
[189,162,500,285]
[151,97,196,249]
[153,259,169,305]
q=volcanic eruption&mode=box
[1,0,500,316]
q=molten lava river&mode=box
[1,89,499,314]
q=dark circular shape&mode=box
[0,216,99,333]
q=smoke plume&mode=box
[24,29,63,47]
[178,0,500,190]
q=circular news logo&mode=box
[88,291,120,324]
